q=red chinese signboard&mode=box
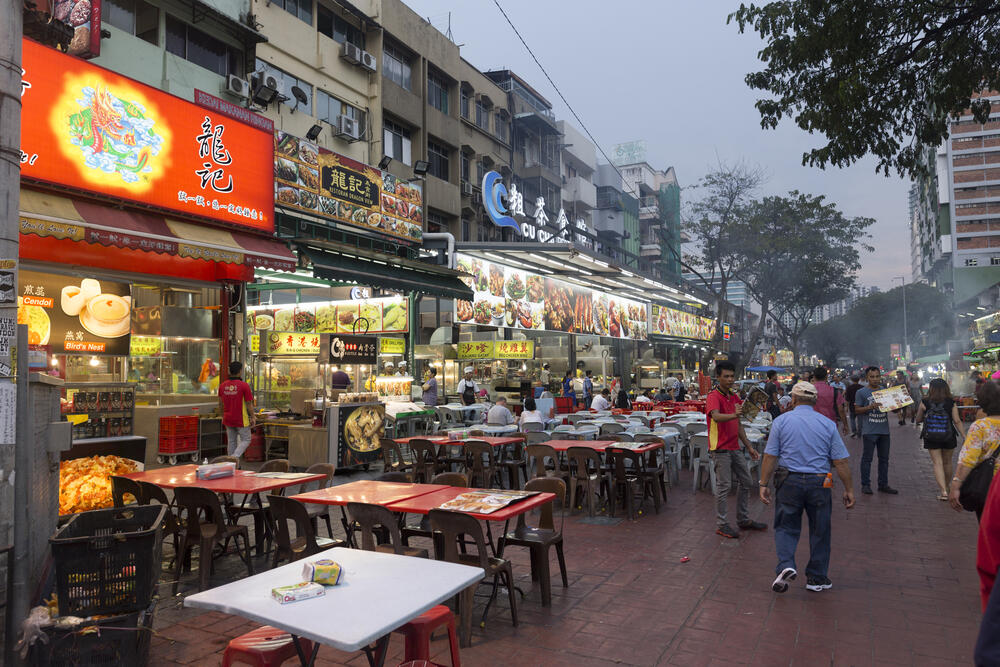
[19,38,274,233]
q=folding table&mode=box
[185,546,483,667]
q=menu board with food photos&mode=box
[454,254,647,340]
[650,304,717,341]
[247,297,407,336]
[274,131,423,243]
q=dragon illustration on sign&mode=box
[67,86,164,184]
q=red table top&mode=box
[393,436,450,445]
[124,465,325,494]
[289,480,450,507]
[394,436,524,448]
[546,440,663,454]
[385,487,555,521]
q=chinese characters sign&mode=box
[247,297,407,335]
[482,170,590,245]
[17,269,131,355]
[455,254,647,340]
[274,131,423,243]
[650,304,716,341]
[19,39,274,233]
[265,332,321,356]
[458,341,495,360]
[330,335,378,365]
[129,336,162,356]
[456,341,536,360]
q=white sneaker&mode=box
[772,567,797,593]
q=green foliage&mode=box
[729,2,1000,177]
[804,284,956,365]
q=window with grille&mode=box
[966,258,979,266]
[316,90,365,136]
[272,0,312,24]
[317,5,363,47]
[383,42,412,90]
[168,15,244,77]
[104,0,158,44]
[428,140,450,180]
[428,70,449,114]
[383,118,411,165]
[475,99,491,131]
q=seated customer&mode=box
[591,388,612,411]
[654,386,672,403]
[633,390,653,404]
[519,397,544,427]
[487,396,515,426]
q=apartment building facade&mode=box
[593,164,640,268]
[616,161,682,280]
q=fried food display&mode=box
[59,455,140,515]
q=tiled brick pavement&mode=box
[148,421,984,666]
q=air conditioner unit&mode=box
[224,74,250,99]
[341,42,362,64]
[252,71,283,97]
[360,50,377,72]
[472,192,482,205]
[333,115,360,141]
[461,181,473,196]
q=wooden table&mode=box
[185,547,483,666]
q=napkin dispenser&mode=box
[196,462,236,480]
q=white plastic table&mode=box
[184,547,483,666]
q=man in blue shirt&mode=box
[854,366,897,495]
[759,381,855,594]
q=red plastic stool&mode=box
[222,625,315,667]
[392,605,461,667]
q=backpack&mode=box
[921,401,953,444]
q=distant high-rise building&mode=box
[613,161,682,280]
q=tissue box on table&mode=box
[196,462,236,480]
[272,582,326,604]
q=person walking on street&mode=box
[707,360,765,539]
[812,366,847,435]
[907,371,923,425]
[855,366,898,495]
[844,375,862,438]
[949,380,1000,519]
[219,361,256,458]
[758,381,855,593]
[893,370,909,426]
[764,370,782,419]
[914,378,966,501]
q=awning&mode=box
[19,189,297,279]
[300,245,473,300]
[915,353,950,364]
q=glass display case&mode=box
[128,336,221,399]
[255,357,328,411]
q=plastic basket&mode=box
[30,602,155,666]
[50,505,165,617]
[159,415,198,437]
[158,435,197,453]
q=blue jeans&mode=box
[860,433,891,488]
[773,473,832,578]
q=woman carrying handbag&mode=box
[949,380,1000,520]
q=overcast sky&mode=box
[402,0,911,290]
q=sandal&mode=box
[936,493,949,501]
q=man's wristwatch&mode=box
[758,480,768,487]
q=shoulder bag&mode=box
[959,441,1000,513]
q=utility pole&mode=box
[894,276,908,364]
[0,0,21,661]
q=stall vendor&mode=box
[458,367,480,406]
[331,368,351,390]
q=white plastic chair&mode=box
[689,435,716,493]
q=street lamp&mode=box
[893,276,908,363]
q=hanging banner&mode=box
[20,38,274,233]
[274,131,423,243]
[265,332,322,356]
[650,303,716,341]
[247,297,408,335]
[454,254,647,340]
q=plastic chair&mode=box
[408,438,444,483]
[268,494,344,568]
[566,447,610,517]
[429,509,517,638]
[173,486,253,594]
[298,463,336,537]
[497,477,567,606]
[110,475,143,507]
[689,435,717,493]
[634,435,673,491]
[599,423,624,436]
[376,605,461,667]
[463,440,500,488]
[524,431,551,446]
[607,447,660,519]
[525,444,565,482]
[137,480,183,567]
[228,459,288,555]
[377,471,412,482]
[401,473,468,547]
[520,421,544,432]
[211,455,240,467]
[380,438,414,476]
[222,625,315,667]
[347,502,428,558]
[498,440,527,489]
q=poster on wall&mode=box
[650,304,716,341]
[19,38,274,232]
[247,297,407,336]
[53,0,102,59]
[274,132,423,243]
[17,269,131,355]
[454,255,647,340]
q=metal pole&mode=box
[894,276,908,363]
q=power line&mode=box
[489,0,644,202]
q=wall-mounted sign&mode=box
[247,297,407,335]
[379,337,405,355]
[330,335,378,365]
[17,269,131,355]
[20,39,274,233]
[650,304,716,341]
[482,170,589,245]
[722,323,731,341]
[129,336,162,357]
[455,254,647,340]
[274,131,423,243]
[494,340,534,359]
[54,0,102,59]
[266,332,322,356]
[457,341,495,360]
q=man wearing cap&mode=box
[759,380,855,593]
[707,360,765,539]
[457,367,479,406]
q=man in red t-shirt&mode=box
[219,361,255,458]
[707,361,764,539]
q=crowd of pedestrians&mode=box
[704,362,999,663]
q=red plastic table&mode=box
[289,480,449,507]
[393,436,450,445]
[385,486,554,522]
[124,464,325,494]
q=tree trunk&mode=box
[738,298,770,376]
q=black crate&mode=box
[30,603,155,666]
[50,505,165,617]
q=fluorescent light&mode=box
[262,275,327,288]
[643,278,657,286]
[621,270,634,277]
[576,268,593,276]
[592,259,609,268]
[528,253,553,264]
